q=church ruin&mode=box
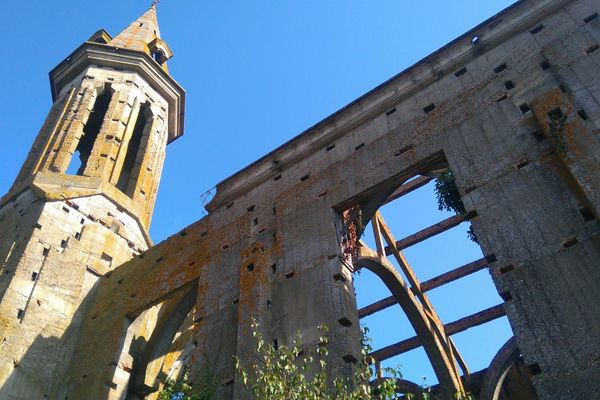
[0,0,599,398]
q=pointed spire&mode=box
[108,4,162,55]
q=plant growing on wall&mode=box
[434,170,478,243]
[547,108,568,154]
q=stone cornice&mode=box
[206,0,570,212]
[49,42,185,143]
[0,173,153,247]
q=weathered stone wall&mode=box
[0,190,149,399]
[12,65,170,231]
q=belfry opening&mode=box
[67,85,113,176]
[117,102,152,196]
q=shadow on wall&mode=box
[0,293,91,398]
[0,272,204,399]
[0,197,45,305]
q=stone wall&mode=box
[0,190,149,399]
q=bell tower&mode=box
[0,5,184,398]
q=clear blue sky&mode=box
[0,0,516,388]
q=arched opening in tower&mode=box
[152,49,167,65]
[117,102,152,197]
[67,85,113,176]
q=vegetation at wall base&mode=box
[158,321,475,400]
[235,322,404,399]
[158,365,218,400]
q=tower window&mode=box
[148,38,173,67]
[152,49,167,65]
[67,86,113,175]
[116,103,152,196]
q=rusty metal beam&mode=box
[371,214,386,256]
[384,176,433,205]
[358,257,490,318]
[385,213,468,254]
[355,248,465,396]
[370,304,506,362]
[372,213,464,390]
[421,257,489,292]
[359,296,397,319]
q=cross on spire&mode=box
[152,0,160,7]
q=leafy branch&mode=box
[434,170,478,243]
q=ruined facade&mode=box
[1,0,600,399]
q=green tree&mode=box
[159,322,474,400]
[235,321,419,400]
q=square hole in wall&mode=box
[423,103,436,114]
[519,103,531,114]
[530,24,544,34]
[584,12,598,23]
[454,67,467,77]
[493,63,507,73]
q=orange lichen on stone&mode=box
[108,5,161,56]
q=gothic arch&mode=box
[66,83,114,175]
[105,283,198,399]
[340,155,509,398]
[353,250,463,399]
[128,284,198,398]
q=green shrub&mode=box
[235,321,425,399]
[434,170,478,243]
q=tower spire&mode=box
[108,4,162,55]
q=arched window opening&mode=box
[67,86,113,175]
[106,286,198,399]
[117,103,152,196]
[148,38,173,68]
[339,160,517,398]
[152,49,167,65]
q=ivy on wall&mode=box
[434,170,478,243]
